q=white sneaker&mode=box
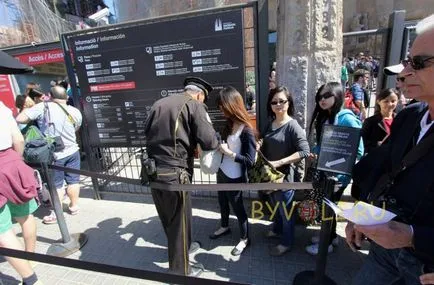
[310,236,339,246]
[305,243,333,255]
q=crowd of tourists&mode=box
[2,12,434,285]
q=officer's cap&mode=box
[183,76,213,97]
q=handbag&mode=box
[247,150,285,187]
[48,135,65,152]
[34,169,51,207]
[199,148,222,174]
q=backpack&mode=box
[23,126,55,164]
[344,90,361,116]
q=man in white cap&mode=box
[384,62,413,110]
[347,14,434,284]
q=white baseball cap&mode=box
[384,63,404,75]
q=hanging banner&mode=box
[15,49,64,66]
[0,75,17,115]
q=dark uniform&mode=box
[144,77,218,275]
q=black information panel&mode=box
[67,9,244,146]
[317,125,361,175]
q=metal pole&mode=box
[383,10,406,89]
[256,0,269,132]
[41,162,71,243]
[314,176,337,284]
[293,175,337,285]
[40,162,88,257]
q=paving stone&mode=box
[0,195,365,285]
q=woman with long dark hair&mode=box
[306,82,364,255]
[361,88,398,154]
[261,86,310,256]
[209,86,256,256]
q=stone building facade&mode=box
[113,0,434,33]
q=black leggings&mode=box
[217,170,249,239]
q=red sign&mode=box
[15,49,64,66]
[0,75,17,115]
[89,82,136,92]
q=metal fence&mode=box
[87,146,231,199]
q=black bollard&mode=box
[293,176,337,285]
[40,162,88,257]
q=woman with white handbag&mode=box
[209,86,257,256]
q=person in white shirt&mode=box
[209,86,257,256]
[16,86,82,224]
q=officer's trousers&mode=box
[151,178,192,275]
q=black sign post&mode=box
[294,125,360,285]
[62,8,245,147]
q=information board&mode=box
[317,125,361,175]
[64,9,245,146]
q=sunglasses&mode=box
[401,55,434,70]
[317,93,334,100]
[396,77,405,82]
[270,100,288,106]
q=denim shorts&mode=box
[52,151,80,189]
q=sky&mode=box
[0,4,14,27]
[105,0,116,17]
[0,0,117,28]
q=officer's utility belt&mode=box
[154,167,191,185]
[140,154,190,186]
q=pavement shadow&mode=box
[78,216,170,273]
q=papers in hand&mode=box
[323,198,396,226]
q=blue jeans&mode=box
[269,190,295,247]
[352,242,428,285]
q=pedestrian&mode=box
[209,86,256,256]
[144,76,219,277]
[384,63,413,110]
[15,95,35,132]
[0,102,42,285]
[350,69,370,120]
[361,88,399,154]
[346,14,434,284]
[260,86,310,256]
[306,82,364,255]
[341,59,349,90]
[16,86,83,224]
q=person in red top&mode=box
[361,88,399,154]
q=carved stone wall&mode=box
[343,0,434,32]
[276,0,343,130]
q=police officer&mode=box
[144,76,219,277]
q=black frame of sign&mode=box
[61,1,268,149]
